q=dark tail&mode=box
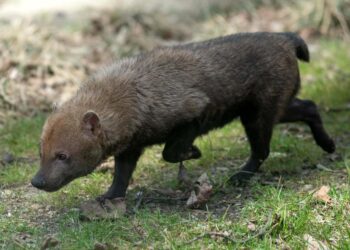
[282,32,310,62]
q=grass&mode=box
[0,40,350,249]
[299,41,350,107]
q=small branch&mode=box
[143,196,187,204]
[132,191,144,214]
[322,106,350,113]
[320,0,350,40]
[0,79,17,110]
[131,191,187,214]
[186,232,237,244]
[330,1,350,40]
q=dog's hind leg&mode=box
[279,98,335,153]
[230,105,276,185]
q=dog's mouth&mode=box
[34,164,98,192]
[41,174,76,192]
[44,167,96,192]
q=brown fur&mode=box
[32,32,334,196]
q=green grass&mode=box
[1,40,350,249]
[0,115,45,187]
[299,40,350,107]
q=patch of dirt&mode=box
[1,184,60,232]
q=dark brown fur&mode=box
[32,32,335,200]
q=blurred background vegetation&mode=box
[0,0,349,125]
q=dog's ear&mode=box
[82,111,101,136]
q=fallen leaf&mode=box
[96,157,114,174]
[328,153,342,162]
[13,232,34,246]
[275,238,291,250]
[1,152,15,165]
[132,220,148,238]
[304,234,329,250]
[186,173,212,209]
[316,164,333,172]
[247,222,256,231]
[312,186,332,204]
[301,184,314,192]
[94,242,107,250]
[41,236,59,250]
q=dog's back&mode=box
[125,32,307,140]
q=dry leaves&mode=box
[95,157,115,174]
[186,173,212,209]
[247,222,256,231]
[304,234,329,250]
[93,242,117,250]
[41,236,59,250]
[312,186,332,204]
[13,232,35,248]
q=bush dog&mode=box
[32,32,335,203]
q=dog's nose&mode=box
[31,175,46,189]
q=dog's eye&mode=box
[56,153,68,161]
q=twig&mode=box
[131,191,187,213]
[185,213,279,245]
[143,196,187,204]
[186,232,238,244]
[329,1,350,40]
[132,191,144,214]
[323,106,350,113]
[319,0,350,40]
[0,79,17,110]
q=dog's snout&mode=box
[31,175,46,189]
